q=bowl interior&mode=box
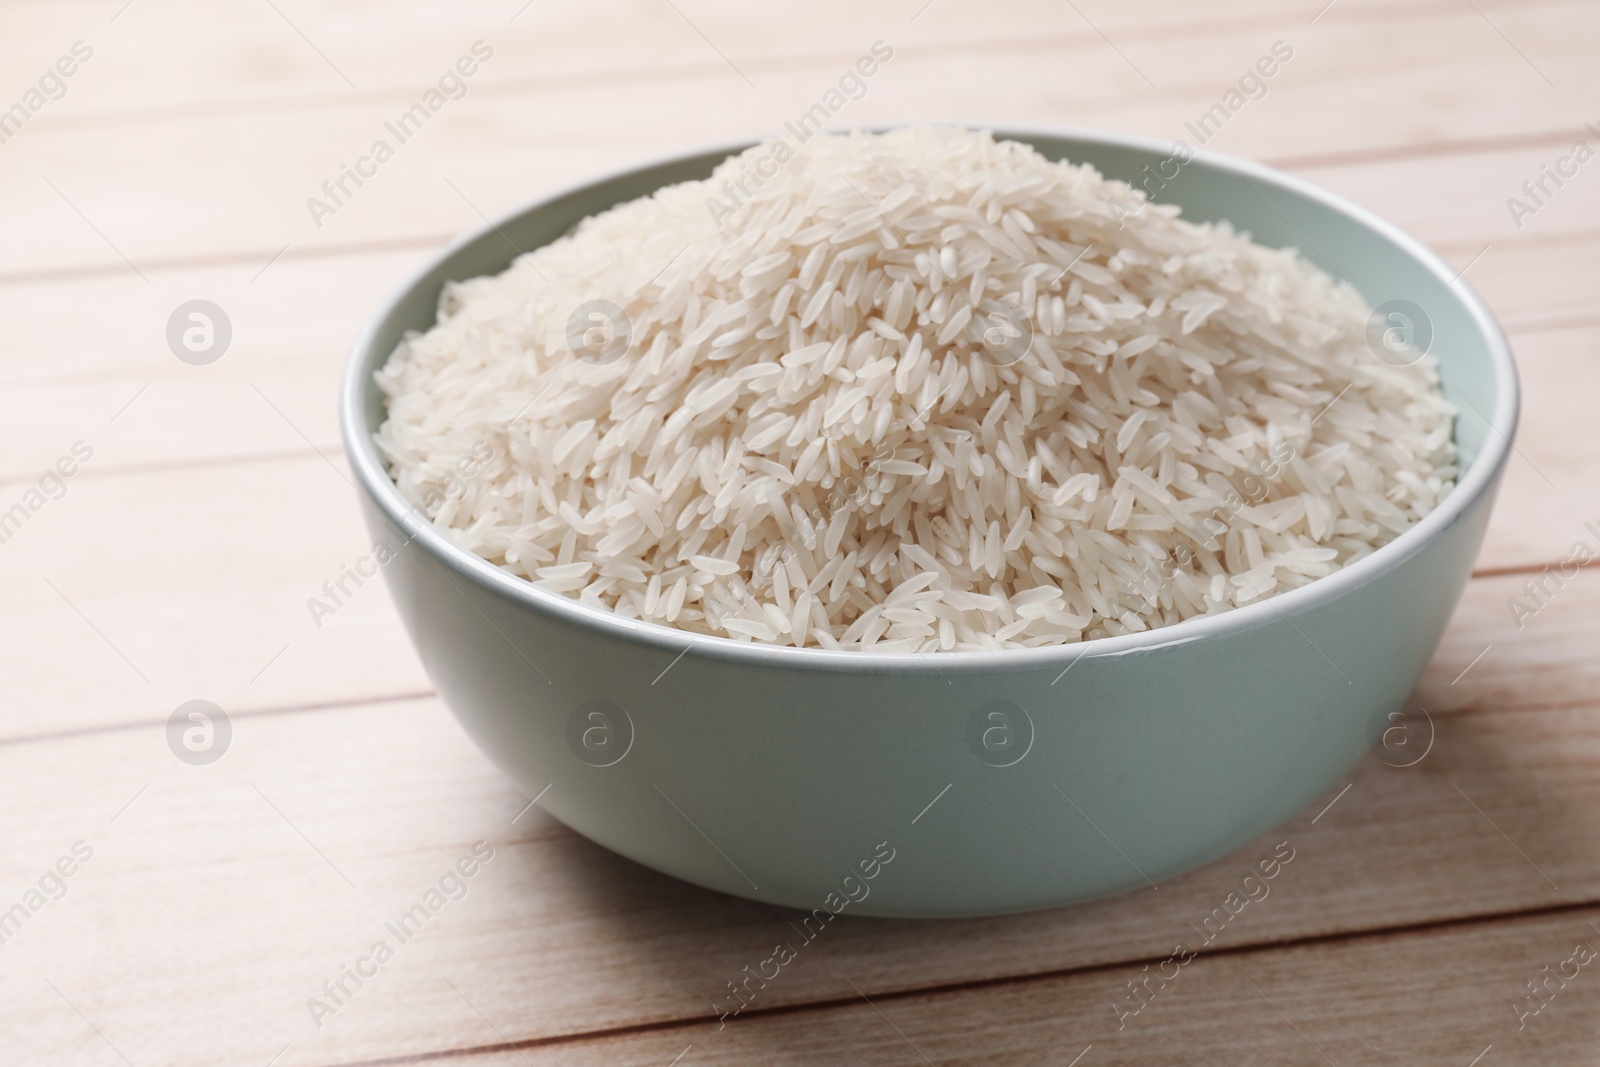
[346,127,1515,668]
[353,147,739,440]
[1048,139,1504,472]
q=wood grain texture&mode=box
[1,685,1598,1066]
[1,0,1597,1064]
[374,907,1600,1066]
[0,1,1592,275]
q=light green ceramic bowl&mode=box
[341,128,1517,917]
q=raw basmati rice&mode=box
[374,128,1457,652]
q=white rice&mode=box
[375,127,1457,652]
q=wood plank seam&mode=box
[0,444,341,494]
[1500,307,1600,334]
[0,233,457,288]
[0,687,438,749]
[1266,126,1600,173]
[1473,559,1600,580]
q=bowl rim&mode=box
[340,124,1519,676]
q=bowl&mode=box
[340,127,1517,918]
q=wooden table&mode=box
[2,1,1596,1063]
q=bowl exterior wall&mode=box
[359,472,1497,917]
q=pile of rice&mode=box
[375,127,1456,652]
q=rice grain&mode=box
[375,128,1457,651]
